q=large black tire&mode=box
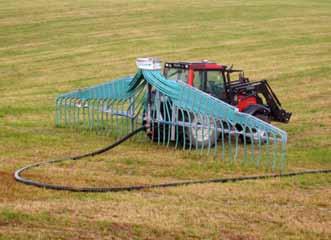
[254,113,270,124]
[185,114,220,148]
[238,113,270,144]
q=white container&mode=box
[136,57,161,70]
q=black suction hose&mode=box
[14,126,331,193]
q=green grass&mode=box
[1,0,331,239]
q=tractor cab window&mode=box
[164,68,188,83]
[207,71,226,99]
[207,71,224,84]
[193,70,204,89]
[193,70,226,99]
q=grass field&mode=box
[1,0,331,239]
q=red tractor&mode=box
[163,61,291,123]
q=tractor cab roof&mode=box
[164,61,226,70]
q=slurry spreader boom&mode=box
[14,58,331,192]
[55,58,289,170]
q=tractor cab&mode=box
[164,61,291,123]
[164,61,246,102]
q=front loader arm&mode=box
[256,80,291,123]
[228,80,292,123]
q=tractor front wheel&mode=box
[241,113,270,144]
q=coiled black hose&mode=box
[14,126,331,192]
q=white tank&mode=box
[136,57,161,70]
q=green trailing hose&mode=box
[14,127,331,193]
[55,67,288,171]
